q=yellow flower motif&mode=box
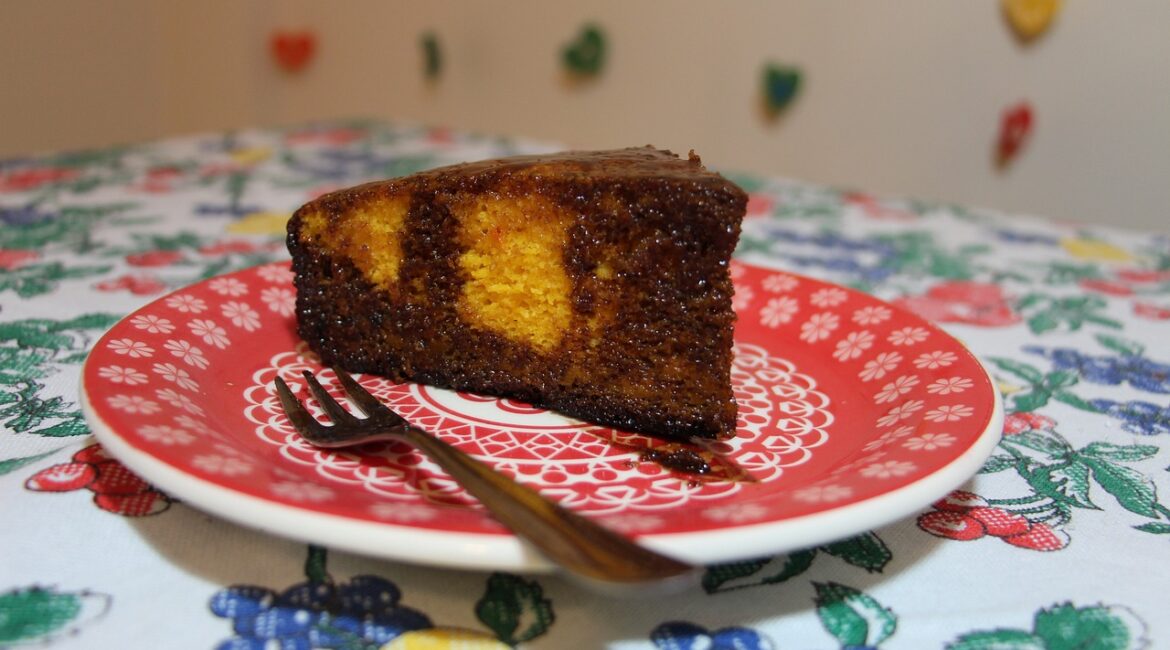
[997,379,1024,396]
[381,627,508,649]
[1002,0,1062,41]
[1060,238,1134,263]
[228,212,290,235]
[229,147,272,166]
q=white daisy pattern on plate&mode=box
[862,424,917,452]
[107,394,161,415]
[136,424,195,446]
[598,513,666,534]
[800,312,840,343]
[189,319,230,349]
[260,287,296,317]
[792,484,853,503]
[165,294,208,314]
[927,377,975,395]
[368,502,438,523]
[925,404,974,422]
[888,326,930,346]
[876,399,925,427]
[192,454,254,477]
[174,414,217,436]
[222,301,261,331]
[833,330,875,361]
[903,433,957,451]
[874,375,921,404]
[271,481,335,503]
[152,362,199,391]
[914,350,959,369]
[208,277,248,297]
[732,285,755,312]
[163,339,210,369]
[107,338,154,358]
[130,314,175,334]
[860,351,903,382]
[810,287,848,308]
[98,365,149,385]
[852,305,892,326]
[760,296,800,327]
[257,263,296,284]
[702,502,770,524]
[156,387,205,415]
[860,460,917,479]
[762,273,799,293]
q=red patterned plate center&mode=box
[83,261,1000,568]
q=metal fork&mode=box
[273,368,698,591]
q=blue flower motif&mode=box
[210,576,431,649]
[993,228,1060,246]
[1025,346,1170,395]
[1090,399,1170,435]
[651,621,774,650]
[0,204,55,226]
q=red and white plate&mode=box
[82,261,1002,572]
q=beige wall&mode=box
[2,1,1168,231]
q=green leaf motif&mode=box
[0,449,60,476]
[1033,603,1147,650]
[980,455,1017,474]
[813,581,896,647]
[1029,461,1097,510]
[474,572,554,645]
[1004,429,1072,456]
[701,558,770,593]
[0,262,112,298]
[948,628,1046,650]
[1052,390,1103,413]
[0,586,107,644]
[1079,442,1160,463]
[0,313,121,437]
[1095,333,1145,358]
[703,552,815,593]
[1134,522,1170,534]
[950,603,1148,650]
[1083,458,1160,518]
[821,532,892,573]
[1008,390,1053,413]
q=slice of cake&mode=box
[287,146,746,440]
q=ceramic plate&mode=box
[82,261,1002,572]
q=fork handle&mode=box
[397,424,695,584]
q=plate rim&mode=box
[82,262,1005,573]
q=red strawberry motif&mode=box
[1002,412,1056,435]
[72,444,113,464]
[26,443,172,517]
[918,510,987,541]
[932,490,989,512]
[25,462,96,492]
[90,460,152,496]
[745,193,774,220]
[967,506,1033,538]
[95,492,171,517]
[1002,523,1070,551]
[0,249,39,270]
[1134,302,1170,321]
[126,250,183,267]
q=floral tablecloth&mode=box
[2,120,1167,649]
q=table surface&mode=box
[2,121,1167,649]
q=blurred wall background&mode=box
[2,1,1167,230]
